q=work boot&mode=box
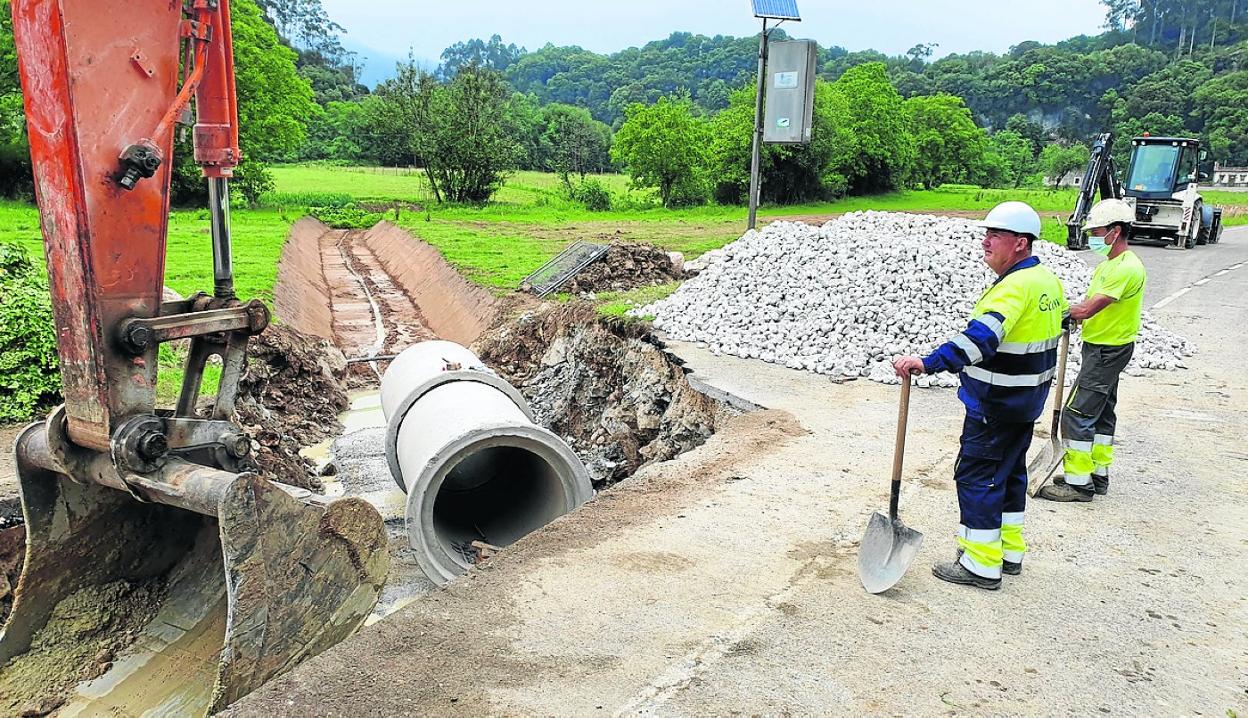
[1037,480,1094,502]
[932,560,1001,590]
[1092,475,1109,495]
[957,547,1022,576]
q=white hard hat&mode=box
[1083,198,1135,231]
[979,201,1043,238]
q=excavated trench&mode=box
[272,218,728,614]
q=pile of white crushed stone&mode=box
[635,212,1195,387]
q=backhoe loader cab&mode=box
[1120,136,1222,248]
[1123,137,1202,198]
[1066,132,1223,250]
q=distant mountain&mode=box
[341,38,432,89]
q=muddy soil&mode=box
[475,302,723,487]
[560,243,685,295]
[1,423,24,517]
[0,524,23,627]
[226,324,352,492]
[0,577,166,716]
[334,230,437,385]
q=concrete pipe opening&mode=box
[424,434,587,573]
[382,341,593,585]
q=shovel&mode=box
[858,378,925,594]
[1026,329,1071,497]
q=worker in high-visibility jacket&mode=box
[1038,198,1146,502]
[894,201,1066,590]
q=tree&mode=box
[905,43,939,69]
[1039,142,1091,186]
[988,130,1036,188]
[707,80,856,204]
[354,95,416,166]
[828,63,916,193]
[0,0,30,198]
[438,35,525,79]
[1005,113,1047,157]
[905,94,989,189]
[539,104,612,185]
[387,64,523,203]
[1193,70,1248,164]
[1120,60,1213,129]
[255,0,349,61]
[612,96,709,207]
[232,0,317,162]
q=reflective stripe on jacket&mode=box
[923,256,1066,422]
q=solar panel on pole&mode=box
[750,0,801,20]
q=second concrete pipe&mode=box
[381,340,592,584]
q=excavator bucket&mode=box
[4,0,390,711]
[0,421,389,715]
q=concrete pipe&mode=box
[381,340,593,584]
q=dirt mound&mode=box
[561,243,685,295]
[228,324,351,492]
[474,303,721,486]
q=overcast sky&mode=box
[325,0,1110,70]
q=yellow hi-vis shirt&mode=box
[1082,250,1146,346]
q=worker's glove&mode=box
[1061,311,1073,330]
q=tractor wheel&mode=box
[1195,203,1209,245]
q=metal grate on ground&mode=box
[521,241,609,297]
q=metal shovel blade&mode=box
[858,511,925,594]
[1025,438,1061,496]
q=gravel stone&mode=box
[636,212,1194,387]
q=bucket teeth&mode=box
[0,426,389,716]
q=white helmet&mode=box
[979,201,1042,238]
[1083,198,1135,231]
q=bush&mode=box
[260,191,354,208]
[231,160,276,208]
[0,242,61,420]
[310,203,384,228]
[666,176,709,208]
[570,178,612,211]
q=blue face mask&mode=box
[1088,234,1113,256]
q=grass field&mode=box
[266,167,1105,288]
[0,202,291,305]
[6,168,1248,409]
[8,170,1248,297]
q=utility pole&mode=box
[747,20,768,231]
[746,0,802,231]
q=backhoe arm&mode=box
[1066,131,1121,250]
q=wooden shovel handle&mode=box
[1050,329,1071,433]
[890,379,911,520]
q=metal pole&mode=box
[208,177,235,299]
[747,19,768,230]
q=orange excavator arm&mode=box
[12,0,248,451]
[1,1,387,714]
